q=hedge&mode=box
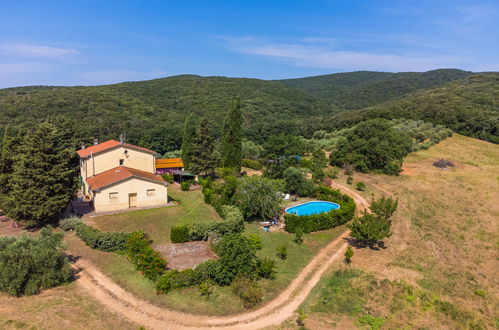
[171,225,190,243]
[188,205,244,241]
[284,186,356,233]
[126,231,167,281]
[75,222,130,252]
[156,269,203,294]
[241,158,263,170]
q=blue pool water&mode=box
[286,201,340,216]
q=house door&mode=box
[128,193,137,208]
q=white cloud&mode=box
[0,43,79,59]
[224,36,468,72]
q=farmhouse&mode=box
[77,139,168,212]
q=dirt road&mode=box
[75,182,370,329]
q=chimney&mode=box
[81,142,86,150]
[93,138,98,145]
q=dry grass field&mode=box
[298,134,499,329]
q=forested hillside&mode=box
[279,69,472,110]
[0,75,331,154]
[0,70,497,156]
[321,73,499,143]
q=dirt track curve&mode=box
[74,182,370,329]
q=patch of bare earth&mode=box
[155,241,218,270]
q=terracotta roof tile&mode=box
[77,140,157,158]
[156,158,184,168]
[86,166,167,191]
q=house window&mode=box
[109,192,118,200]
[147,189,155,196]
[119,159,124,166]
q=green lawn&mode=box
[89,184,221,244]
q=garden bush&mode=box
[241,158,263,170]
[75,222,130,252]
[59,216,82,231]
[156,269,203,294]
[276,245,288,259]
[284,186,356,233]
[248,233,263,251]
[355,182,366,191]
[232,276,263,309]
[180,181,190,191]
[0,228,72,296]
[195,259,221,280]
[256,258,277,279]
[171,225,190,243]
[162,174,174,183]
[126,231,167,281]
[188,205,244,241]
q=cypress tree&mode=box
[0,126,22,209]
[189,118,217,176]
[181,113,196,170]
[4,122,78,227]
[220,97,243,171]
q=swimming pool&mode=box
[286,201,340,216]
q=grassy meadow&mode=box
[295,134,499,329]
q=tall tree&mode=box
[189,118,217,176]
[220,97,243,171]
[0,126,22,209]
[4,122,78,227]
[181,113,196,169]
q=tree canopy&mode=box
[220,97,243,171]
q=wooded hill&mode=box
[278,68,473,110]
[0,69,497,154]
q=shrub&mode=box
[346,176,353,185]
[256,258,277,279]
[232,276,263,309]
[248,233,263,251]
[276,245,288,259]
[284,186,356,234]
[294,229,304,245]
[199,281,214,300]
[325,167,339,179]
[283,167,316,197]
[344,246,353,264]
[75,222,129,252]
[195,260,221,281]
[162,174,174,183]
[59,216,82,231]
[171,225,190,243]
[188,205,244,241]
[348,213,392,248]
[355,182,366,191]
[234,176,284,221]
[156,268,204,294]
[180,181,190,191]
[214,233,257,286]
[126,231,167,281]
[156,270,178,294]
[0,228,72,296]
[241,158,263,170]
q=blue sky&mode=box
[0,0,498,87]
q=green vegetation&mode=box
[170,225,190,243]
[326,73,499,143]
[279,69,472,110]
[233,175,284,220]
[0,228,71,296]
[329,119,412,174]
[241,158,263,170]
[348,196,398,248]
[75,222,130,252]
[232,276,263,309]
[180,181,190,191]
[1,121,78,227]
[283,167,315,197]
[181,112,196,169]
[125,231,167,281]
[220,97,243,171]
[344,246,353,264]
[188,118,218,175]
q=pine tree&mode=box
[181,113,196,170]
[221,97,243,171]
[4,122,78,227]
[189,118,217,176]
